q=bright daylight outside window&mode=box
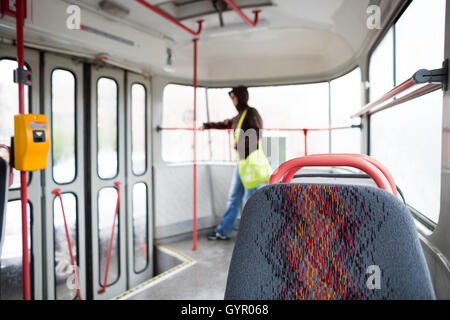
[163,80,363,166]
[370,0,446,223]
[162,84,209,162]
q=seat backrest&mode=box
[225,183,435,300]
[0,157,9,259]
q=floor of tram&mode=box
[123,230,237,300]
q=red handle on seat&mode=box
[52,188,82,300]
[269,155,393,194]
[281,154,397,196]
[98,181,121,295]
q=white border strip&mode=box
[113,245,196,300]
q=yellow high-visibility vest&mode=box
[234,109,272,190]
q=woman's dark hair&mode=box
[229,86,249,111]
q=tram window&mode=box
[369,28,394,101]
[330,68,362,154]
[98,187,120,287]
[132,183,148,273]
[51,69,76,184]
[97,78,118,179]
[53,193,78,300]
[370,0,445,223]
[162,84,210,162]
[249,83,330,159]
[0,200,31,300]
[0,59,30,189]
[131,83,147,175]
[206,88,236,162]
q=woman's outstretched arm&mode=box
[202,116,237,129]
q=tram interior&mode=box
[0,0,449,300]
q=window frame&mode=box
[96,76,120,180]
[51,192,79,299]
[366,0,445,229]
[97,186,121,288]
[50,68,78,185]
[131,182,149,274]
[130,82,148,176]
[0,199,33,300]
[161,74,363,164]
[0,57,33,190]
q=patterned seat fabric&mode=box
[225,184,435,300]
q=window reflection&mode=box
[98,188,119,286]
[330,68,362,153]
[0,59,30,189]
[162,85,209,162]
[53,193,78,300]
[131,84,147,176]
[52,69,76,184]
[97,78,118,179]
[132,183,148,273]
[370,0,445,223]
[0,201,31,300]
[369,28,394,102]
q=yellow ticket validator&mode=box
[13,114,50,171]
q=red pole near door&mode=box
[193,39,198,251]
[303,129,308,156]
[15,0,31,300]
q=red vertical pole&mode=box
[192,39,198,251]
[303,129,308,156]
[16,0,31,301]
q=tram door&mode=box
[89,65,127,299]
[0,44,43,300]
[42,53,87,300]
[89,65,153,300]
[124,72,153,290]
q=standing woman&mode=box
[202,86,266,240]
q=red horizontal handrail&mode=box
[135,0,204,36]
[367,83,442,117]
[281,154,397,196]
[157,126,357,132]
[268,155,392,194]
[352,78,416,118]
[223,0,261,27]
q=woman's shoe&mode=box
[207,231,230,240]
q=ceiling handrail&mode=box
[223,0,261,27]
[135,0,204,36]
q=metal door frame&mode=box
[0,43,43,300]
[42,52,87,300]
[125,72,153,288]
[89,65,127,300]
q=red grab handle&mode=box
[281,154,397,196]
[98,181,121,295]
[269,155,392,194]
[52,188,82,300]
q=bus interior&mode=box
[0,0,449,301]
